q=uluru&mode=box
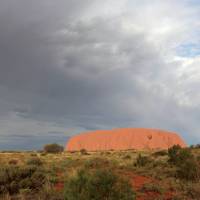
[66,128,187,151]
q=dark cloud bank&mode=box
[0,0,200,150]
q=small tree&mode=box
[43,143,64,153]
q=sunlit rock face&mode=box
[66,128,187,151]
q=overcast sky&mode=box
[0,0,200,150]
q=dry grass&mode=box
[0,148,199,199]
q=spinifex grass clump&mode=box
[64,168,136,200]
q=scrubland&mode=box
[0,146,200,200]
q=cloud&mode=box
[0,0,200,149]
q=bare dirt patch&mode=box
[122,171,175,200]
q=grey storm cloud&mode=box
[0,0,200,149]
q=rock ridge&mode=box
[66,128,187,151]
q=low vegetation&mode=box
[80,148,89,155]
[0,144,199,199]
[135,153,152,167]
[26,157,43,166]
[0,166,46,195]
[168,145,200,181]
[64,168,135,200]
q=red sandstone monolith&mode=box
[66,128,187,151]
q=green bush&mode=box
[26,157,43,166]
[168,146,200,181]
[0,166,46,194]
[64,169,135,200]
[168,145,182,164]
[178,148,193,164]
[44,143,64,153]
[177,159,200,181]
[168,146,193,166]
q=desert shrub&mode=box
[69,151,76,154]
[30,153,38,157]
[64,168,136,200]
[152,150,168,157]
[44,143,64,153]
[41,152,47,156]
[80,148,88,155]
[196,155,200,162]
[168,147,193,166]
[8,159,18,165]
[26,157,43,166]
[186,183,200,199]
[48,175,58,184]
[151,160,165,168]
[168,145,182,164]
[135,154,150,167]
[123,154,131,160]
[177,158,200,181]
[0,166,46,194]
[38,187,64,200]
[104,151,111,155]
[178,148,194,163]
[168,146,200,181]
[84,157,111,169]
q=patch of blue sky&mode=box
[176,43,200,58]
[187,0,200,5]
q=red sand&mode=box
[121,171,175,200]
[66,128,186,151]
